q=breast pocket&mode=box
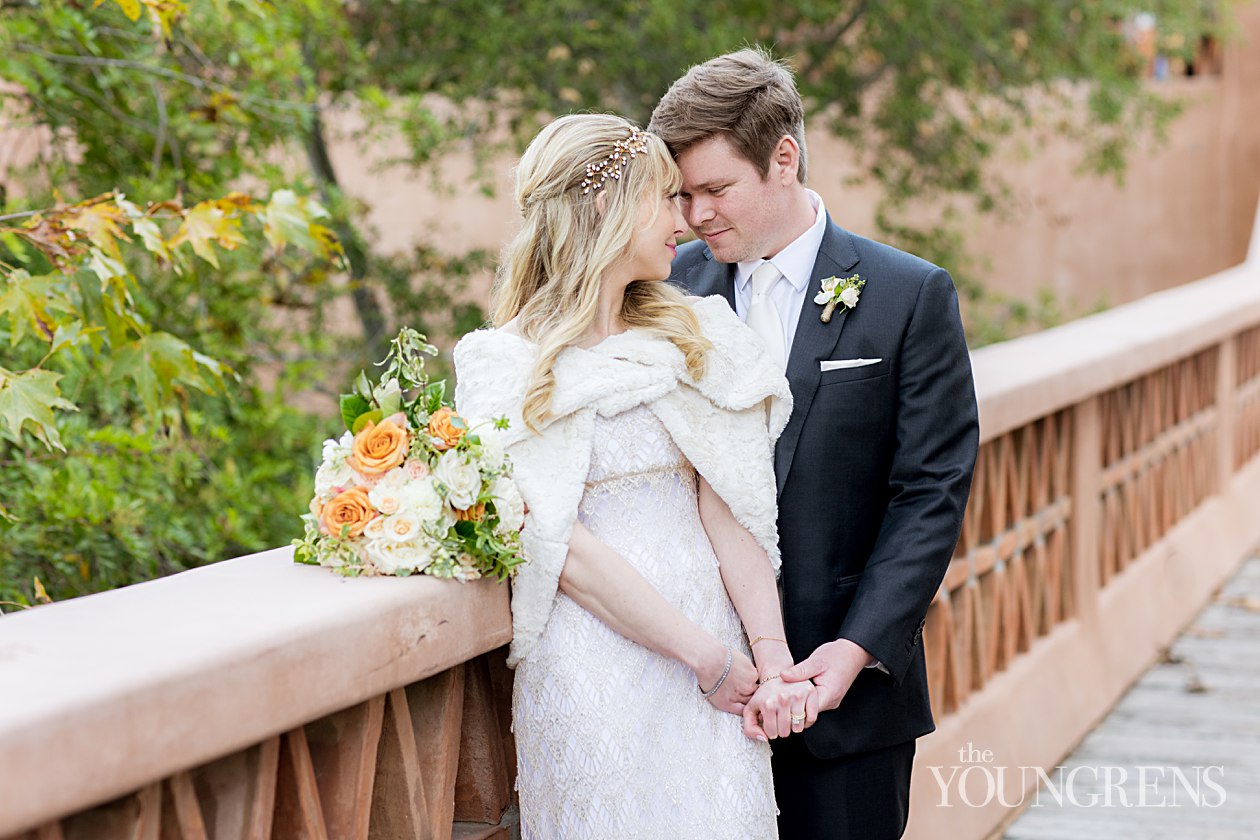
[818,358,891,386]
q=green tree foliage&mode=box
[0,0,1226,606]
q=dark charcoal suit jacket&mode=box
[672,218,979,759]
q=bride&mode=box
[454,114,813,839]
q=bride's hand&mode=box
[697,647,758,715]
[742,677,817,741]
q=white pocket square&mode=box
[820,358,882,372]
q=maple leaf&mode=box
[214,192,261,213]
[141,0,188,39]
[94,0,141,22]
[7,214,83,272]
[0,270,64,347]
[169,200,248,268]
[88,248,129,285]
[63,196,130,261]
[0,366,78,451]
[263,190,341,262]
[116,195,174,263]
[111,332,226,419]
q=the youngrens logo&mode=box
[929,743,1227,809]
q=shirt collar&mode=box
[736,190,828,294]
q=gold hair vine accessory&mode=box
[580,128,651,194]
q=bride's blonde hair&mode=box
[492,113,711,433]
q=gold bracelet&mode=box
[758,673,781,685]
[749,635,788,648]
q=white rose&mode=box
[314,457,358,500]
[368,468,409,515]
[490,476,525,535]
[363,537,434,574]
[475,424,507,472]
[434,450,483,510]
[382,512,422,543]
[363,516,386,540]
[839,286,861,308]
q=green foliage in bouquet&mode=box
[292,329,525,582]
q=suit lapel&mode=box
[775,219,861,497]
[685,246,737,310]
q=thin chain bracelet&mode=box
[699,647,733,698]
[749,635,788,648]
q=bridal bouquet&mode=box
[293,329,526,581]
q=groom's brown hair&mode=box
[649,46,808,183]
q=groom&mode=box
[651,49,979,839]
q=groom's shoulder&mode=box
[668,239,711,288]
[843,227,943,281]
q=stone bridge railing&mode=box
[3,206,1259,840]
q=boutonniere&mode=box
[815,274,865,323]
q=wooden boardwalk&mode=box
[1002,553,1260,839]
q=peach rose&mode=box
[428,407,466,450]
[320,486,377,538]
[454,502,486,522]
[349,416,410,475]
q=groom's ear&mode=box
[772,135,801,185]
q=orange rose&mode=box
[428,407,466,450]
[349,416,410,475]
[454,502,486,522]
[320,486,377,538]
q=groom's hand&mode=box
[780,638,873,712]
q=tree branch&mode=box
[150,80,168,180]
[0,210,39,223]
[12,45,315,114]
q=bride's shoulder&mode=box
[454,322,528,356]
[683,293,758,348]
[453,324,534,381]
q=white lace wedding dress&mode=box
[512,404,778,839]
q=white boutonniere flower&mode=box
[815,274,865,323]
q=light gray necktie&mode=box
[746,262,786,371]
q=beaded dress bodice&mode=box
[512,405,777,839]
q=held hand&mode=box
[698,647,758,715]
[779,638,872,713]
[742,677,817,741]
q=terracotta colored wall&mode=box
[325,4,1260,313]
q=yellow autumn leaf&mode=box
[214,192,262,214]
[94,0,142,22]
[169,201,247,268]
[88,247,128,285]
[115,195,172,262]
[63,199,130,259]
[263,189,333,254]
[141,0,188,39]
[132,216,170,261]
[33,576,53,604]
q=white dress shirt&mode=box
[733,191,888,675]
[733,190,828,361]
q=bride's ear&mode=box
[594,189,607,217]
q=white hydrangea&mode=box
[475,424,507,472]
[314,456,359,501]
[490,476,525,535]
[321,431,354,462]
[434,449,482,510]
[398,477,445,525]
